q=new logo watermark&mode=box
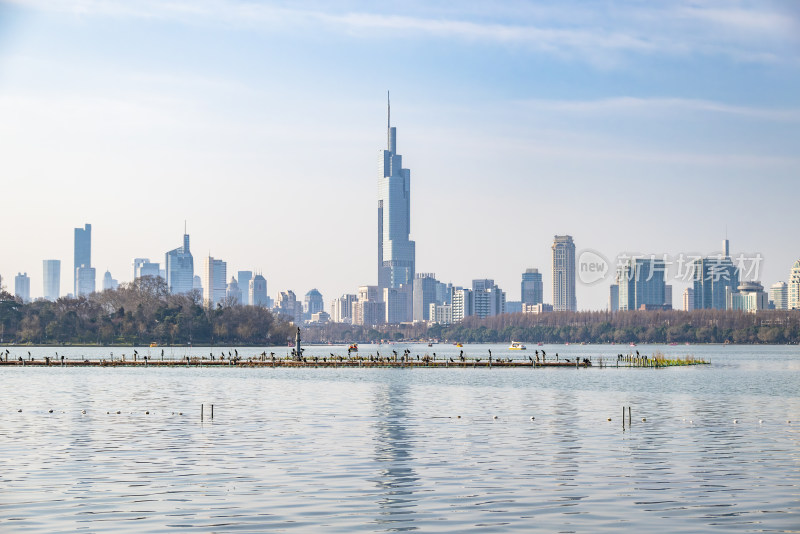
[578,249,609,285]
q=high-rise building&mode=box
[352,285,385,326]
[692,239,739,310]
[451,286,473,323]
[413,273,439,322]
[521,268,543,306]
[384,284,412,323]
[472,279,506,318]
[237,271,253,306]
[75,266,96,297]
[133,258,160,280]
[429,303,452,325]
[276,290,303,323]
[304,289,324,319]
[74,223,91,296]
[664,284,673,309]
[202,256,227,308]
[789,260,800,310]
[609,284,619,312]
[249,274,268,307]
[331,294,358,323]
[166,231,194,295]
[102,270,118,291]
[378,94,415,290]
[770,281,788,310]
[14,273,30,303]
[552,235,576,311]
[727,281,768,313]
[617,258,667,311]
[683,287,695,311]
[43,260,60,301]
[226,277,242,305]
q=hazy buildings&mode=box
[304,289,324,320]
[202,256,227,308]
[617,258,667,311]
[249,274,268,307]
[227,277,242,304]
[692,240,739,310]
[727,281,768,313]
[193,275,203,300]
[133,258,160,280]
[609,284,619,312]
[429,303,452,325]
[413,273,439,322]
[683,287,695,311]
[165,232,194,295]
[276,290,302,323]
[237,271,253,306]
[102,270,118,291]
[74,223,93,296]
[43,260,60,301]
[664,284,673,309]
[331,294,358,323]
[384,285,412,324]
[521,268,543,306]
[352,285,385,326]
[451,286,473,323]
[14,273,30,303]
[770,281,788,310]
[552,235,576,311]
[789,260,800,310]
[472,279,506,318]
[378,95,415,290]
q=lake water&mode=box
[1,344,798,532]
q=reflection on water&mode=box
[0,345,797,532]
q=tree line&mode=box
[0,276,296,345]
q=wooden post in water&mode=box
[201,404,204,421]
[211,404,214,419]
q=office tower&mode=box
[552,235,576,311]
[352,285,385,326]
[429,303,452,325]
[617,258,667,311]
[74,223,91,296]
[683,287,695,311]
[413,273,439,321]
[451,287,473,323]
[790,260,800,310]
[75,266,96,296]
[166,231,194,295]
[331,294,358,323]
[276,290,302,323]
[664,284,673,309]
[378,93,415,290]
[727,281,768,313]
[472,279,506,318]
[202,256,227,308]
[43,260,60,301]
[226,277,242,305]
[521,268,543,305]
[102,270,118,291]
[249,274,268,307]
[237,271,253,306]
[133,258,160,280]
[14,273,30,303]
[384,285,412,323]
[609,284,619,312]
[692,238,739,310]
[304,289,324,320]
[770,281,788,310]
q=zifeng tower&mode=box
[378,93,415,289]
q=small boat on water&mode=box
[455,343,463,347]
[348,343,358,352]
[509,341,527,350]
[149,342,158,347]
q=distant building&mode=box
[202,256,227,308]
[226,277,242,305]
[521,268,543,306]
[664,284,673,309]
[75,266,96,297]
[617,257,667,311]
[692,239,739,310]
[310,311,330,324]
[413,273,439,322]
[304,289,324,320]
[352,285,385,326]
[102,270,118,291]
[237,271,253,306]
[74,223,91,297]
[770,281,788,310]
[609,284,619,312]
[683,287,695,311]
[727,281,769,313]
[552,235,576,311]
[472,279,506,318]
[429,303,452,325]
[165,232,194,295]
[384,285,412,324]
[790,261,800,310]
[331,294,358,323]
[276,290,302,323]
[193,275,203,299]
[133,258,160,280]
[249,274,268,307]
[14,273,30,303]
[43,260,60,301]
[522,303,553,314]
[451,287,473,323]
[505,301,522,314]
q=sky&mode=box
[0,0,799,310]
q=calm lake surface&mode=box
[1,344,798,533]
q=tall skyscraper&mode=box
[770,281,788,310]
[304,289,324,319]
[609,284,619,312]
[413,273,439,322]
[552,235,576,312]
[102,270,118,291]
[237,271,253,306]
[202,256,227,308]
[683,287,695,311]
[472,279,506,318]
[74,223,91,296]
[133,258,160,280]
[14,273,30,303]
[165,230,194,295]
[75,266,96,296]
[226,277,242,305]
[692,238,739,310]
[617,258,667,311]
[789,260,800,310]
[378,93,415,290]
[43,259,60,301]
[249,274,268,307]
[521,268,543,305]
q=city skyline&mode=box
[0,1,798,309]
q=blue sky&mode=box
[1,0,799,309]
